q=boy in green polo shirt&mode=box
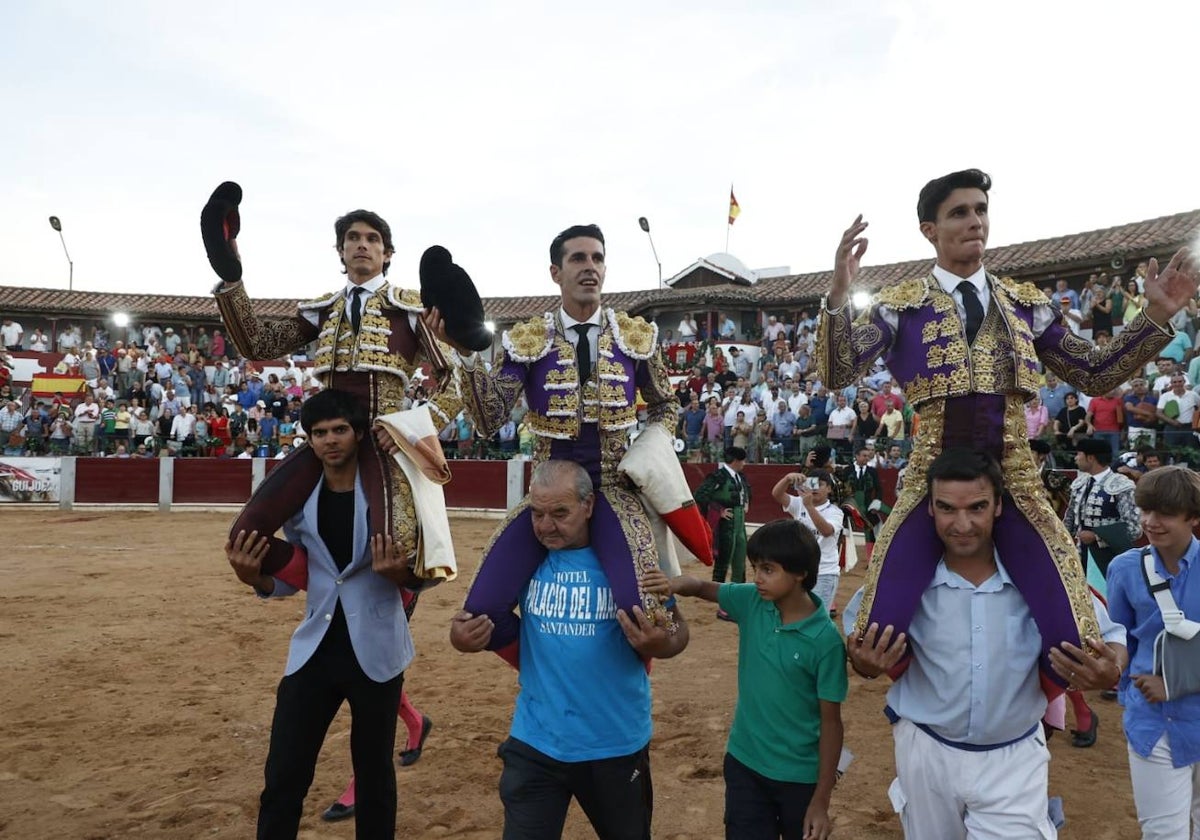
[670,518,847,839]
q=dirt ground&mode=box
[0,509,1142,839]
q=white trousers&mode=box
[890,718,1055,840]
[1128,734,1200,840]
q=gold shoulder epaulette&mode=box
[384,285,425,312]
[502,313,554,362]
[994,275,1049,307]
[874,277,930,310]
[610,309,657,359]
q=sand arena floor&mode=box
[0,508,1142,838]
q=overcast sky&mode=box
[3,1,1198,303]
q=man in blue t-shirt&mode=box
[451,460,689,839]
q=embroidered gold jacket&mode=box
[213,279,462,425]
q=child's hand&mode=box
[642,568,671,597]
[803,802,832,839]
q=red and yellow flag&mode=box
[728,188,740,225]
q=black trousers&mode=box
[723,753,816,840]
[497,737,652,840]
[257,617,403,840]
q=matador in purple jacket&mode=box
[819,169,1198,684]
[444,224,704,664]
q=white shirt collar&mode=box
[932,263,987,295]
[560,307,601,332]
[721,463,740,479]
[344,274,387,299]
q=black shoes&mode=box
[399,716,434,767]
[321,801,355,822]
[1071,710,1099,748]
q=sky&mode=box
[3,1,1199,304]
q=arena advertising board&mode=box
[0,457,61,502]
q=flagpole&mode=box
[725,182,732,251]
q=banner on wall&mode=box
[0,457,61,502]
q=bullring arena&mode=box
[2,478,1146,838]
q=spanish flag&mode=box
[728,188,740,226]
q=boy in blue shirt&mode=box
[671,518,847,839]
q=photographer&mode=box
[772,470,840,613]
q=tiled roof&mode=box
[3,210,1198,325]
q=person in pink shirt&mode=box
[701,400,725,463]
[1086,386,1126,460]
[1024,395,1050,440]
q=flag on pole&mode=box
[728,188,740,225]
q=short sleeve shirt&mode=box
[718,584,848,783]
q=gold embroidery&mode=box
[922,321,940,343]
[876,278,930,309]
[611,310,657,359]
[504,315,553,361]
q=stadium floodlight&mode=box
[112,312,130,328]
[48,216,74,290]
[637,217,663,287]
[852,291,873,310]
[484,320,496,333]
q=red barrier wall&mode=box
[444,461,511,510]
[75,458,160,503]
[174,459,253,504]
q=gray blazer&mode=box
[270,470,415,682]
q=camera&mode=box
[805,476,821,491]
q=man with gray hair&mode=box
[451,459,688,839]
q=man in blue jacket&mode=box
[227,388,415,840]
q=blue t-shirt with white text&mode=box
[510,546,651,761]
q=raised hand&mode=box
[1142,247,1198,326]
[830,215,869,310]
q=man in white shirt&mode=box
[1156,372,1200,448]
[27,328,50,352]
[1,318,24,351]
[773,470,840,612]
[698,373,722,405]
[170,404,198,452]
[73,395,101,453]
[677,314,698,341]
[826,393,857,459]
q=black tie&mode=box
[956,281,984,344]
[349,287,364,333]
[572,324,592,383]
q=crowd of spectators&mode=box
[0,320,332,459]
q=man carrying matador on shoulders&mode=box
[820,168,1197,686]
[435,224,713,665]
[200,182,492,587]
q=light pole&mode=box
[637,217,662,288]
[49,216,74,290]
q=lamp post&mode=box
[48,216,74,290]
[637,217,662,288]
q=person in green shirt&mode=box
[99,399,117,454]
[669,518,847,840]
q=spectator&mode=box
[677,313,698,341]
[211,329,226,359]
[697,373,721,405]
[57,324,81,352]
[27,327,50,352]
[79,351,101,389]
[1157,373,1200,449]
[870,381,904,420]
[826,393,856,459]
[1,318,24,351]
[48,411,73,454]
[1041,369,1080,420]
[23,403,49,455]
[131,408,154,443]
[1086,386,1125,460]
[1123,278,1146,325]
[1,400,24,455]
[701,401,724,462]
[1059,295,1084,336]
[718,311,737,340]
[882,443,908,470]
[1124,378,1160,447]
[163,326,181,355]
[729,346,752,380]
[236,444,256,459]
[98,399,117,454]
[771,399,797,460]
[1159,326,1193,366]
[851,397,879,454]
[1055,277,1080,310]
[681,396,705,451]
[94,378,115,404]
[498,418,517,455]
[73,395,100,454]
[1024,395,1050,440]
[878,402,906,449]
[456,410,474,458]
[170,405,198,453]
[1055,391,1091,448]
